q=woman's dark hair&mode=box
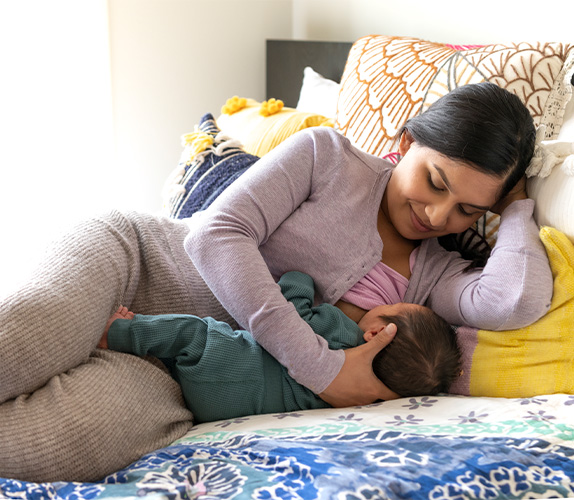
[400,82,536,200]
[372,307,461,397]
[399,82,536,267]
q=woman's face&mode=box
[385,134,503,240]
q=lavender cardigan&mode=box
[184,128,552,393]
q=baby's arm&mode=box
[102,310,242,363]
[280,272,382,350]
[98,306,134,349]
[277,271,316,321]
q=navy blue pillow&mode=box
[166,113,260,219]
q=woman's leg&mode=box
[1,211,134,401]
[0,210,216,401]
[0,349,192,482]
[0,210,210,481]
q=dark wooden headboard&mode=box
[266,39,353,107]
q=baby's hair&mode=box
[372,307,461,397]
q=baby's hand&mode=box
[98,306,135,349]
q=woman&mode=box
[0,83,553,481]
[185,82,551,407]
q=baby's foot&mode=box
[98,306,135,349]
[113,305,135,321]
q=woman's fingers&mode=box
[366,323,397,355]
[318,324,399,407]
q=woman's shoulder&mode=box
[297,127,395,175]
[292,127,352,155]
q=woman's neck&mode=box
[378,193,417,279]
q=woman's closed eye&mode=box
[427,173,445,192]
[428,172,484,217]
[457,205,475,217]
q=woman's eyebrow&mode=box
[433,164,490,211]
[432,164,453,190]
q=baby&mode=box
[99,271,461,423]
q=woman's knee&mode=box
[0,350,193,482]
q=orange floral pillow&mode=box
[337,36,574,157]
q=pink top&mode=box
[340,248,419,309]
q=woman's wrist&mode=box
[498,197,534,220]
[498,193,529,214]
[489,176,528,215]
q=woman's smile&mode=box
[384,135,502,241]
[410,206,433,233]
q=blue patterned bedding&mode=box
[2,394,574,499]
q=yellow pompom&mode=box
[259,98,284,117]
[181,131,214,164]
[221,96,247,115]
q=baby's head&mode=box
[358,303,461,397]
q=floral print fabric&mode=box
[2,394,574,499]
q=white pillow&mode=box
[296,67,340,119]
[556,86,574,142]
[528,74,574,242]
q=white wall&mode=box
[292,0,574,44]
[108,0,292,213]
[0,0,291,298]
[0,0,115,297]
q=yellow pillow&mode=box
[467,226,574,397]
[217,98,332,156]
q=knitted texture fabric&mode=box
[0,350,191,482]
[164,113,259,219]
[0,210,233,482]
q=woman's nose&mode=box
[425,203,449,229]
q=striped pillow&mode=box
[162,113,259,219]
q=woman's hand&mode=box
[318,323,400,407]
[489,175,528,215]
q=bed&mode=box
[2,36,574,499]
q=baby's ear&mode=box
[363,330,376,342]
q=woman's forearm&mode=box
[184,132,345,393]
[431,199,553,330]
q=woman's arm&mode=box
[184,130,345,394]
[426,198,553,330]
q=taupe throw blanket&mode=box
[0,211,234,482]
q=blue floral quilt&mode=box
[2,394,574,499]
